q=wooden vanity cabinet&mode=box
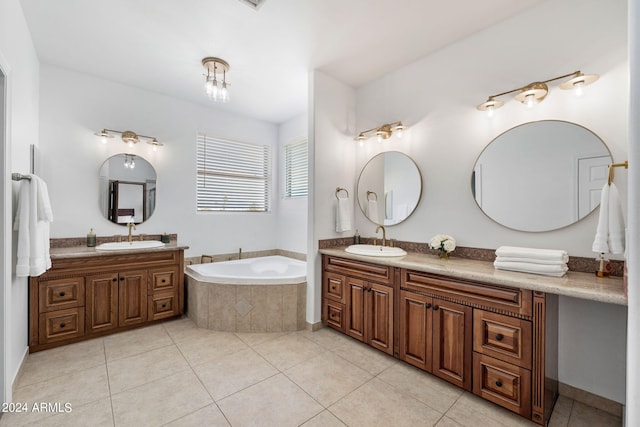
[30,248,184,352]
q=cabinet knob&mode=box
[495,380,503,387]
[59,292,65,297]
[425,303,432,309]
[161,279,166,283]
[119,277,124,281]
[495,334,504,341]
[112,278,117,282]
[60,323,66,328]
[161,304,167,309]
[433,305,439,311]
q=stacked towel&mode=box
[14,175,53,277]
[494,246,568,277]
[336,196,352,232]
[592,183,625,255]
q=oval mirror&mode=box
[357,151,422,226]
[99,154,157,225]
[472,120,612,232]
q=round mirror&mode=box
[99,154,157,225]
[472,120,611,232]
[357,151,422,226]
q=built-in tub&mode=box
[185,256,307,332]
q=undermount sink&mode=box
[95,240,165,251]
[345,244,407,257]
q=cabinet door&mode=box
[86,273,119,334]
[399,291,432,371]
[119,270,148,326]
[432,299,472,390]
[346,277,366,342]
[368,283,394,355]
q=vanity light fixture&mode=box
[202,57,230,103]
[477,70,599,116]
[93,129,164,150]
[354,121,407,146]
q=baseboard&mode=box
[559,382,623,417]
[11,346,29,398]
[306,321,323,332]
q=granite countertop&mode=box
[319,247,626,306]
[50,242,190,259]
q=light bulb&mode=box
[574,81,584,97]
[377,133,383,143]
[101,136,108,144]
[128,141,134,148]
[211,78,219,100]
[130,159,135,169]
[525,94,535,108]
[487,105,494,118]
[395,128,403,139]
[220,82,229,103]
[359,140,364,147]
[152,144,158,152]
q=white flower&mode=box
[443,239,456,252]
[429,234,456,253]
[429,237,441,249]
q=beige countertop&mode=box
[50,242,189,259]
[320,247,627,306]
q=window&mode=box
[284,139,308,198]
[197,134,271,212]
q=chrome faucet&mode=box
[375,225,386,246]
[127,222,136,243]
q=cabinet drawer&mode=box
[473,353,531,417]
[148,292,179,321]
[323,300,346,333]
[39,277,85,312]
[38,308,85,344]
[323,272,346,303]
[474,310,532,368]
[148,267,179,293]
[401,269,532,317]
[324,255,393,285]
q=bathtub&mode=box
[184,255,307,332]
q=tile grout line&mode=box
[102,338,117,427]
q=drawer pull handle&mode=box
[495,334,504,341]
[120,277,124,281]
[425,303,432,309]
[60,323,66,328]
[59,292,66,297]
[433,305,439,311]
[112,278,117,282]
[495,380,503,387]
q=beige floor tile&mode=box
[301,410,347,427]
[0,404,56,426]
[17,338,105,388]
[548,395,573,427]
[435,416,464,427]
[295,327,353,350]
[103,323,173,361]
[217,374,323,426]
[253,333,326,371]
[330,339,396,375]
[107,344,190,394]
[329,377,443,427]
[163,317,205,343]
[568,401,622,427]
[111,370,212,426]
[175,330,249,366]
[164,404,230,427]
[30,397,114,427]
[285,352,372,407]
[446,392,535,427]
[193,347,278,400]
[234,331,286,347]
[377,362,463,413]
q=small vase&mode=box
[437,251,450,259]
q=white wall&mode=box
[0,0,40,402]
[326,0,627,403]
[38,65,280,258]
[277,112,308,254]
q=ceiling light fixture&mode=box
[93,129,164,150]
[477,70,599,116]
[354,121,407,146]
[202,57,230,103]
[123,154,136,169]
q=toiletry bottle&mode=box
[354,230,360,244]
[595,253,611,277]
[87,228,96,247]
[161,233,170,243]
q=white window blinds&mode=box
[197,134,271,212]
[284,139,308,198]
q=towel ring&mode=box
[335,187,349,200]
[366,191,378,201]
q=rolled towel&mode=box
[336,197,352,232]
[495,246,568,263]
[494,260,568,277]
[495,256,567,266]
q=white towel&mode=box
[13,175,53,277]
[495,256,567,266]
[367,199,379,223]
[336,197,352,232]
[495,246,569,263]
[494,261,568,277]
[592,183,626,255]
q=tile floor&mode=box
[0,317,622,427]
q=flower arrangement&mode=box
[429,234,456,258]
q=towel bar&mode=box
[335,187,349,200]
[608,160,628,185]
[12,173,31,181]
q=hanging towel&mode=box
[336,196,352,232]
[367,199,379,223]
[13,174,53,277]
[493,260,568,277]
[592,183,626,254]
[495,246,569,263]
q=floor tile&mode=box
[217,374,323,426]
[103,323,173,361]
[300,410,347,427]
[107,344,190,394]
[330,339,396,375]
[175,331,249,366]
[568,401,622,427]
[548,395,573,427]
[446,392,535,427]
[435,416,464,427]
[234,331,286,347]
[111,370,212,426]
[193,347,278,401]
[30,397,114,427]
[285,352,372,407]
[163,317,205,343]
[295,327,353,350]
[253,333,325,371]
[329,377,443,427]
[164,403,230,427]
[376,362,463,413]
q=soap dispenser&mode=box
[595,253,611,277]
[354,230,360,244]
[87,228,96,247]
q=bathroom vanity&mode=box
[28,244,187,352]
[320,248,625,426]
